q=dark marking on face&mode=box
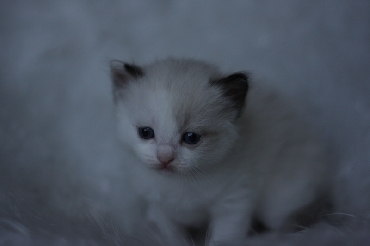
[110,60,144,89]
[210,72,249,118]
[124,63,144,78]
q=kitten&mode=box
[110,58,331,245]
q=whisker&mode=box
[179,172,186,197]
[193,166,213,186]
[190,167,203,183]
[187,168,199,188]
[325,212,357,218]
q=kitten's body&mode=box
[111,58,330,245]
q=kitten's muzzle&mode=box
[157,144,175,166]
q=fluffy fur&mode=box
[111,58,332,245]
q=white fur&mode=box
[113,58,331,245]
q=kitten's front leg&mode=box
[207,205,252,246]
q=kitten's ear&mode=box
[211,72,249,118]
[110,60,144,89]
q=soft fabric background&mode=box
[0,1,369,245]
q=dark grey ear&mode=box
[110,60,144,89]
[210,72,249,118]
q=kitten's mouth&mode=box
[155,164,175,174]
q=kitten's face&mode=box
[111,59,248,174]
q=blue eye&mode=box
[138,127,154,139]
[182,132,201,145]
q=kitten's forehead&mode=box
[142,62,225,127]
[133,81,220,134]
[120,59,238,137]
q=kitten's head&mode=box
[110,58,248,174]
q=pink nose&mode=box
[157,145,175,165]
[157,155,174,165]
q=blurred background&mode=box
[0,1,369,245]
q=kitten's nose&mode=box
[158,156,174,165]
[157,145,175,165]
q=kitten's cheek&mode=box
[176,159,193,171]
[177,164,188,173]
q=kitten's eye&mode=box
[138,127,155,139]
[182,132,201,145]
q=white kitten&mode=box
[110,58,331,245]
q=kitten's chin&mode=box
[157,167,176,175]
